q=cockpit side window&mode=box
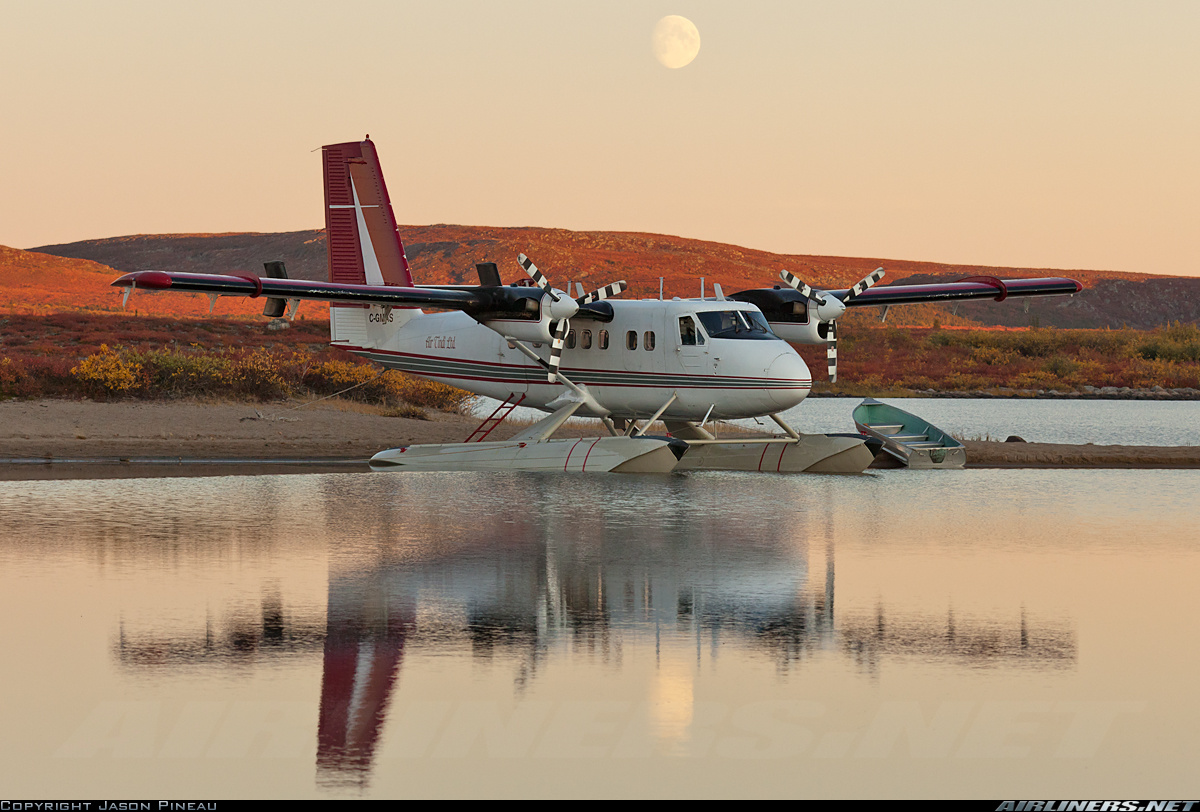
[678,315,705,346]
[695,310,780,341]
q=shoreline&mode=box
[2,399,1198,479]
[0,457,369,480]
[808,386,1200,400]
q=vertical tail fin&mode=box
[322,138,413,287]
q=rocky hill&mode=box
[22,226,1200,329]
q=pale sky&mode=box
[2,1,1198,276]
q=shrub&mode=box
[1042,355,1080,379]
[970,345,1016,366]
[302,360,477,412]
[1013,371,1062,390]
[143,349,232,397]
[941,372,990,390]
[388,375,478,412]
[226,348,290,399]
[71,345,143,395]
[0,357,27,397]
[1136,322,1200,363]
[1006,330,1063,358]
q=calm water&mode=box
[480,395,1200,446]
[1,464,1197,798]
[773,397,1200,446]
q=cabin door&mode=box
[676,314,706,371]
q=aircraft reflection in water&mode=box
[108,475,1077,791]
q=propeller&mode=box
[779,267,884,382]
[517,254,627,382]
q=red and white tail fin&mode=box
[322,138,413,287]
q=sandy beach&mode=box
[0,399,492,460]
[2,399,1198,478]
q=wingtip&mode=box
[112,271,172,289]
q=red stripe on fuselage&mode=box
[346,347,812,390]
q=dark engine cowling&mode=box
[470,287,615,344]
[729,287,824,344]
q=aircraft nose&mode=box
[766,351,811,409]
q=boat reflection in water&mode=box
[106,472,1075,791]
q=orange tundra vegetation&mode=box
[3,235,1199,401]
[798,323,1200,395]
[2,311,1198,404]
[0,244,326,319]
[0,313,472,412]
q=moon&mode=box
[652,16,701,69]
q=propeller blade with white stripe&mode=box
[518,253,559,302]
[577,280,627,305]
[779,270,827,304]
[827,320,839,383]
[843,268,885,302]
[548,319,569,382]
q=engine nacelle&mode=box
[769,319,826,344]
[483,312,556,344]
[479,295,614,344]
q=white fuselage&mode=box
[331,298,811,420]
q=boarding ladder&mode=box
[464,392,526,442]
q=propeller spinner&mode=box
[517,254,627,382]
[779,268,884,383]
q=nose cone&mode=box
[766,350,811,409]
[545,292,580,320]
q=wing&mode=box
[832,276,1082,306]
[731,275,1082,323]
[110,269,619,336]
[114,271,480,308]
[730,274,1084,373]
[111,270,551,322]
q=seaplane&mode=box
[112,138,1082,474]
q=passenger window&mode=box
[581,330,592,350]
[599,330,609,350]
[644,331,655,351]
[626,331,638,351]
[566,329,576,350]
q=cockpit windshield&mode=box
[696,310,780,340]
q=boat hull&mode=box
[852,398,966,469]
